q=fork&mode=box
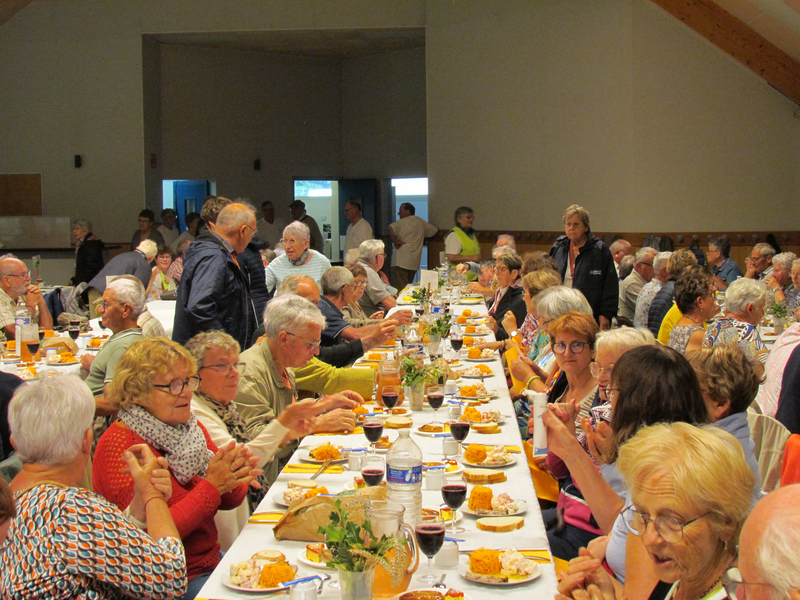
[310,459,332,480]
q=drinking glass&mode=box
[427,385,444,424]
[449,419,470,457]
[441,473,467,534]
[363,415,384,455]
[381,385,399,411]
[360,454,385,487]
[415,514,445,584]
[26,341,40,360]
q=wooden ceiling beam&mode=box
[649,0,800,106]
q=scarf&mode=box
[519,312,539,348]
[488,279,522,317]
[119,404,212,485]
[289,248,310,266]
[197,392,271,511]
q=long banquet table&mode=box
[197,296,558,599]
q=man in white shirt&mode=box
[157,208,179,249]
[343,199,373,254]
[255,200,287,251]
[609,238,632,278]
[388,203,439,291]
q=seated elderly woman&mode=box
[2,375,185,598]
[485,252,527,342]
[703,277,769,376]
[543,345,709,567]
[264,221,332,293]
[146,245,177,301]
[94,337,261,599]
[357,239,398,316]
[557,423,754,600]
[186,330,322,550]
[342,262,383,325]
[668,265,717,355]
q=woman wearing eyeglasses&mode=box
[557,422,753,600]
[93,337,262,600]
[185,330,318,550]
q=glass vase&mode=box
[337,567,375,600]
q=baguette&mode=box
[475,516,524,532]
[463,468,506,484]
[464,571,509,584]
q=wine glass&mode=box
[427,385,444,424]
[441,472,468,534]
[363,415,384,455]
[381,385,399,411]
[415,514,446,584]
[26,340,40,361]
[38,329,46,342]
[360,454,385,487]
[449,419,470,458]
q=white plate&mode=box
[455,392,498,400]
[83,346,102,353]
[461,500,528,517]
[457,556,540,586]
[271,492,291,508]
[468,418,506,426]
[413,425,451,437]
[461,371,494,379]
[458,455,517,468]
[462,331,490,337]
[464,356,497,362]
[422,462,464,475]
[391,588,474,600]
[44,360,80,367]
[297,448,349,464]
[456,299,484,306]
[297,548,334,571]
[221,564,299,593]
[422,508,464,524]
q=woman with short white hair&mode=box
[264,221,331,293]
[1,374,185,598]
[357,239,398,316]
[704,277,769,375]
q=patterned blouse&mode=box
[703,317,769,364]
[0,484,185,599]
[668,324,705,354]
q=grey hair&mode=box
[275,274,316,298]
[609,239,632,255]
[753,242,776,258]
[654,251,672,273]
[185,330,240,366]
[264,294,326,339]
[73,218,92,231]
[725,278,768,315]
[321,266,354,296]
[618,255,635,279]
[107,277,146,318]
[8,375,94,465]
[595,327,655,357]
[794,258,800,271]
[344,249,360,266]
[137,239,158,260]
[635,247,658,264]
[216,203,256,234]
[491,246,515,259]
[176,239,193,257]
[757,517,800,599]
[284,221,310,242]
[359,239,385,262]
[496,234,516,250]
[772,252,796,271]
[534,286,592,321]
[0,256,23,277]
[563,204,590,231]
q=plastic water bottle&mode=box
[385,428,423,524]
[14,297,30,351]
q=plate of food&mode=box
[297,444,349,464]
[460,407,504,425]
[345,477,387,491]
[361,351,389,362]
[461,326,490,336]
[461,365,494,378]
[422,460,463,474]
[462,489,528,517]
[464,348,497,361]
[274,482,329,507]
[45,354,80,366]
[422,507,464,524]
[459,445,516,468]
[223,551,298,592]
[458,550,540,586]
[392,588,473,600]
[456,297,485,305]
[413,423,450,437]
[297,544,334,570]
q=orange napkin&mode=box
[312,426,364,436]
[282,464,345,474]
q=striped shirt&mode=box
[264,250,331,292]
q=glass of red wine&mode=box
[427,385,445,424]
[38,329,46,342]
[441,473,468,533]
[381,385,399,411]
[450,335,463,358]
[360,454,385,487]
[363,415,384,455]
[415,514,446,584]
[26,341,40,360]
[449,420,470,458]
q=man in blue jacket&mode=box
[173,203,258,349]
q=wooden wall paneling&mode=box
[0,174,43,216]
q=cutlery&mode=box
[310,459,332,480]
[432,573,447,589]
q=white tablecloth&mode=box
[197,298,558,600]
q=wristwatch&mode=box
[510,330,519,338]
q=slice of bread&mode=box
[287,479,318,490]
[385,416,413,429]
[472,423,500,434]
[475,516,524,532]
[464,571,509,584]
[251,549,286,563]
[463,468,506,484]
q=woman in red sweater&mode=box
[93,337,262,600]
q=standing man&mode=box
[173,203,258,349]
[708,236,743,290]
[618,247,658,325]
[609,238,633,277]
[388,202,438,290]
[0,255,53,340]
[745,242,776,281]
[633,251,672,329]
[255,200,287,251]
[85,240,157,319]
[157,208,179,249]
[343,199,373,254]
[289,200,324,253]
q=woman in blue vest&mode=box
[444,206,481,281]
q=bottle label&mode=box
[15,316,30,328]
[387,464,422,484]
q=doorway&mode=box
[391,177,428,281]
[162,179,215,232]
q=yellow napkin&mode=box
[248,511,285,525]
[282,464,345,474]
[312,427,364,436]
[504,445,521,453]
[519,548,552,562]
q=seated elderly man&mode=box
[0,255,53,340]
[707,235,742,290]
[617,246,658,326]
[634,251,671,329]
[609,238,632,277]
[357,239,399,315]
[265,221,331,293]
[734,484,800,600]
[85,239,157,319]
[81,277,144,418]
[319,266,409,347]
[745,242,777,281]
[765,252,797,307]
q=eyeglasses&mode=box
[637,262,654,267]
[590,362,614,378]
[604,386,619,400]
[286,331,322,351]
[553,341,590,355]
[6,271,30,279]
[199,362,246,375]
[152,375,201,396]
[622,506,710,544]
[99,299,123,310]
[353,280,367,288]
[244,224,258,236]
[721,567,774,600]
[280,238,305,245]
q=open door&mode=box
[337,179,378,260]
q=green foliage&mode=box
[409,288,429,305]
[428,315,452,338]
[400,355,444,387]
[770,301,789,319]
